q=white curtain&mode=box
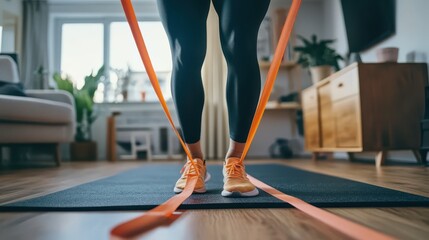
[201,3,229,160]
[21,0,49,89]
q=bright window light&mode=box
[58,21,172,102]
[109,21,172,102]
[61,23,104,88]
[110,21,172,72]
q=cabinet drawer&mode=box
[320,103,336,148]
[318,83,332,106]
[331,68,359,101]
[303,109,320,149]
[333,96,362,148]
[302,88,318,110]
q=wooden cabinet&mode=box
[319,83,335,148]
[304,109,320,149]
[302,88,319,149]
[302,63,428,166]
[333,96,361,148]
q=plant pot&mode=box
[310,65,332,84]
[376,47,399,63]
[70,141,97,161]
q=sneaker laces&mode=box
[180,159,202,177]
[224,161,247,180]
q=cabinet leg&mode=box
[412,150,427,165]
[54,144,61,167]
[420,150,428,165]
[312,152,319,161]
[347,152,355,162]
[322,152,334,160]
[375,151,387,167]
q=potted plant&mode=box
[112,66,132,102]
[294,34,343,84]
[53,66,105,160]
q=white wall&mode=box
[321,0,347,56]
[362,0,429,63]
[323,0,429,63]
[322,0,429,162]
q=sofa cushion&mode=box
[0,123,74,143]
[0,95,74,124]
[0,81,27,97]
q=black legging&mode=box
[157,0,270,143]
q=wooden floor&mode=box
[0,159,428,240]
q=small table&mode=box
[105,102,183,162]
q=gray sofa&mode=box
[0,55,75,166]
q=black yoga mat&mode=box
[1,164,428,211]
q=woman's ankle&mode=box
[226,139,245,159]
[186,141,204,160]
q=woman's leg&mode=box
[157,0,210,159]
[213,0,270,197]
[213,0,270,158]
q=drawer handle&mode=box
[337,83,344,88]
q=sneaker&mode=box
[174,158,211,193]
[222,157,259,197]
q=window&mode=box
[109,21,172,102]
[61,23,104,88]
[55,18,172,103]
[110,22,171,72]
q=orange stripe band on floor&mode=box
[110,176,198,238]
[112,0,395,239]
[248,175,395,240]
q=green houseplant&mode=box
[53,66,105,160]
[294,34,343,83]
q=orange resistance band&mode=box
[239,0,298,163]
[111,0,200,237]
[112,1,395,239]
[118,0,199,175]
[248,176,394,240]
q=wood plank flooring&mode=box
[0,159,428,240]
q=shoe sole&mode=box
[221,188,259,197]
[173,172,211,194]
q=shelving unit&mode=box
[258,59,302,101]
[258,60,297,69]
[265,101,301,110]
[257,58,302,141]
[253,6,304,151]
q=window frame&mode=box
[53,16,162,80]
